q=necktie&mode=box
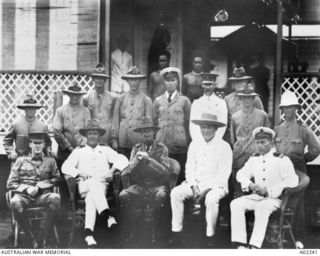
[168,93,172,103]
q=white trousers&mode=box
[79,178,109,231]
[230,196,281,248]
[170,182,226,237]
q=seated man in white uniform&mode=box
[170,112,232,247]
[230,127,299,249]
[62,119,128,246]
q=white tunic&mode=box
[111,49,132,94]
[62,144,129,180]
[189,93,228,142]
[237,148,299,199]
[185,136,232,192]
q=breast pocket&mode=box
[174,107,184,122]
[291,138,303,151]
[40,168,51,180]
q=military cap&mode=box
[79,119,106,136]
[17,95,43,110]
[122,66,146,80]
[62,83,86,95]
[252,127,275,140]
[91,63,110,79]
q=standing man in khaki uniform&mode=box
[153,67,191,184]
[112,66,153,159]
[230,83,269,197]
[224,67,264,144]
[3,95,52,160]
[225,67,263,116]
[274,90,320,246]
[53,84,90,169]
[83,63,118,149]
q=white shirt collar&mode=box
[260,148,276,159]
[165,90,177,100]
[203,135,217,146]
[85,144,101,151]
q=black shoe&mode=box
[168,233,186,248]
[31,239,39,249]
[42,240,57,249]
[205,236,216,249]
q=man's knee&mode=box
[230,198,244,212]
[254,203,275,217]
[119,190,132,207]
[47,193,61,210]
[154,190,168,206]
[10,197,25,213]
[170,186,184,202]
[205,191,221,208]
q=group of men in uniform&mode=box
[3,53,320,249]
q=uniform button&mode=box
[263,160,265,163]
[263,178,266,181]
[263,169,266,171]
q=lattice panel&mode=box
[281,75,320,138]
[0,72,93,133]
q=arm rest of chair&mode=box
[112,170,121,192]
[120,167,131,190]
[63,174,76,204]
[279,171,310,214]
[168,158,181,190]
[112,170,121,209]
[6,190,14,208]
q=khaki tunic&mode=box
[231,108,269,169]
[53,103,90,157]
[3,117,51,157]
[7,156,60,193]
[274,120,320,173]
[127,141,170,187]
[112,92,153,149]
[225,92,264,116]
[153,93,191,154]
[83,90,117,146]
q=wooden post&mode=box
[98,0,110,90]
[274,0,283,124]
[99,0,110,72]
[287,23,292,72]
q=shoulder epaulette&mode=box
[156,142,165,147]
[297,120,307,127]
[78,145,85,148]
[252,153,260,157]
[273,152,284,158]
[134,143,142,148]
[99,143,106,146]
[275,120,284,126]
